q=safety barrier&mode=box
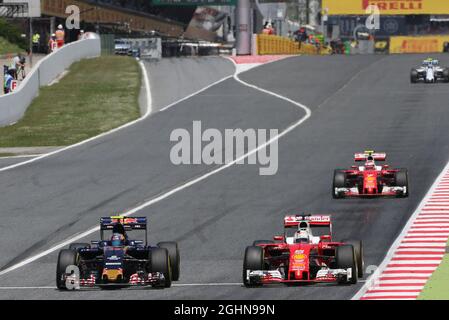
[389,35,449,54]
[256,34,331,55]
[0,38,101,126]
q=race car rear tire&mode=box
[410,70,418,83]
[336,245,358,284]
[341,240,364,278]
[243,246,264,287]
[56,249,79,290]
[157,241,180,281]
[252,240,275,246]
[333,169,346,199]
[68,243,90,251]
[395,169,409,198]
[150,248,172,288]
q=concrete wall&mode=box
[0,38,101,126]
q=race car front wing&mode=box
[246,268,353,284]
[64,272,167,289]
[334,186,407,197]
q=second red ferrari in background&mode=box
[332,151,409,199]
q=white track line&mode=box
[353,159,449,300]
[0,57,312,277]
[0,287,55,290]
[0,154,40,159]
[159,76,233,112]
[172,283,241,287]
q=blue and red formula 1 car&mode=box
[243,214,364,286]
[332,151,409,199]
[56,216,180,290]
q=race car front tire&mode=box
[243,246,264,287]
[56,249,79,290]
[149,248,172,288]
[395,169,409,197]
[341,240,364,278]
[336,245,358,284]
[333,169,346,199]
[157,241,180,281]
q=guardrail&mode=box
[0,38,101,127]
[256,34,331,55]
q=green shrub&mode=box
[0,18,27,50]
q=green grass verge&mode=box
[0,36,22,55]
[0,55,141,147]
[418,238,449,300]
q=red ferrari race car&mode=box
[332,151,409,199]
[242,214,364,286]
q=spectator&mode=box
[48,33,57,53]
[14,54,25,80]
[18,55,26,80]
[3,69,14,94]
[294,27,307,42]
[78,29,85,40]
[9,53,24,80]
[308,34,315,44]
[7,56,16,80]
[32,32,41,53]
[262,21,275,35]
[444,42,449,53]
[55,24,65,48]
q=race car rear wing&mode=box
[284,214,331,227]
[354,151,386,162]
[100,216,148,245]
[100,216,147,231]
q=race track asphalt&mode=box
[0,156,37,168]
[0,54,448,299]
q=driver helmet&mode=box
[58,24,63,30]
[294,221,311,243]
[111,233,125,246]
[112,223,127,239]
[365,160,376,170]
[294,230,310,243]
